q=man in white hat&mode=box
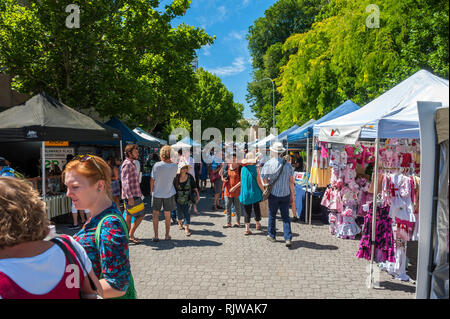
[260,141,295,247]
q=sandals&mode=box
[129,237,141,244]
[256,223,262,231]
[178,225,184,230]
[233,223,241,228]
[152,238,159,242]
[165,235,171,240]
[244,230,252,236]
[223,224,232,228]
[185,231,192,237]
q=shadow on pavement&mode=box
[378,281,416,294]
[139,238,223,250]
[189,221,215,226]
[197,212,225,218]
[288,239,338,251]
[191,229,226,238]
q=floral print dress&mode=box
[73,205,130,292]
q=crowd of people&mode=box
[0,141,301,299]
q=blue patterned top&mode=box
[73,204,130,292]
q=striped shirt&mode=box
[260,157,294,197]
[121,158,142,199]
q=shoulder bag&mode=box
[262,159,286,201]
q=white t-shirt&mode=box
[151,161,178,198]
[0,237,92,297]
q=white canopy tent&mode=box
[316,70,449,290]
[317,70,449,143]
[250,133,276,149]
[133,127,167,146]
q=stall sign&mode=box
[44,147,74,169]
[294,172,305,181]
[45,141,69,147]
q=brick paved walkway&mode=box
[57,189,416,299]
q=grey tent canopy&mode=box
[0,92,121,142]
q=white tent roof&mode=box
[252,133,276,148]
[171,141,192,149]
[317,70,449,142]
[133,127,167,145]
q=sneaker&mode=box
[68,224,80,230]
[266,235,276,243]
[285,240,292,247]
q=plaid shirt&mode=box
[121,158,142,199]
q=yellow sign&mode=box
[45,141,69,147]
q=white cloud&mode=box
[195,4,228,28]
[217,5,227,21]
[201,44,212,56]
[208,57,247,77]
[224,30,246,41]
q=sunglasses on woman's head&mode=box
[73,154,104,178]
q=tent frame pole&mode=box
[369,137,380,289]
[41,141,46,202]
[305,137,310,224]
[120,140,123,161]
[309,137,313,226]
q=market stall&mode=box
[288,100,360,225]
[315,69,449,289]
[0,92,122,219]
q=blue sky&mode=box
[162,0,278,119]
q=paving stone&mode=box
[56,189,416,299]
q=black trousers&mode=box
[243,202,261,224]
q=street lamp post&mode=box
[255,77,275,128]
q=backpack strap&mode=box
[95,213,129,252]
[55,236,98,291]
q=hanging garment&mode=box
[388,174,415,223]
[336,208,361,239]
[356,204,395,263]
[328,211,338,235]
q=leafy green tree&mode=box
[276,0,449,131]
[0,0,214,133]
[186,68,243,135]
[246,0,325,129]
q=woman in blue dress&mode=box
[239,152,264,236]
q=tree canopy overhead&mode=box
[0,0,214,133]
[246,0,325,130]
[275,0,449,131]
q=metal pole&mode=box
[120,140,123,161]
[305,137,310,224]
[42,141,46,202]
[271,80,275,129]
[254,78,275,129]
[309,137,314,226]
[369,137,380,288]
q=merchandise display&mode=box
[312,137,421,282]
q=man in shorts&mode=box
[150,145,178,241]
[121,144,145,244]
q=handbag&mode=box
[125,197,145,215]
[95,214,137,299]
[262,160,286,201]
[188,175,198,204]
